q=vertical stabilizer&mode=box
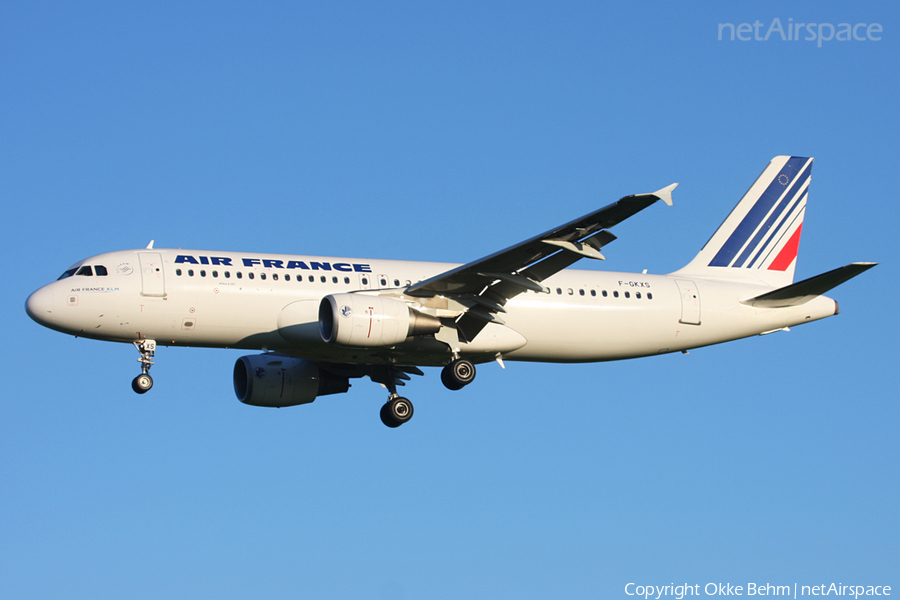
[674,156,813,288]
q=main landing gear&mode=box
[375,358,477,428]
[380,395,414,428]
[441,358,476,391]
[131,339,156,394]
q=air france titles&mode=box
[174,255,371,273]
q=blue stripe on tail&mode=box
[733,160,812,268]
[709,156,810,267]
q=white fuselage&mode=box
[26,248,839,367]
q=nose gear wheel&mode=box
[131,339,156,394]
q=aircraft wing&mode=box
[406,183,677,341]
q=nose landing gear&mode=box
[131,339,156,394]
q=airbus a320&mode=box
[26,156,875,427]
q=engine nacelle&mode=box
[319,293,441,347]
[233,354,350,408]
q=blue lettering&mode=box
[310,262,332,271]
[242,258,261,267]
[175,255,199,264]
[263,259,284,268]
[333,263,353,272]
[286,261,309,270]
[210,257,232,266]
[199,256,210,265]
[353,263,372,273]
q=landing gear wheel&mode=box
[441,358,476,391]
[132,373,153,394]
[380,396,414,428]
[132,339,156,394]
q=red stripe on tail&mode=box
[768,224,803,271]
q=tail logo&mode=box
[708,156,812,272]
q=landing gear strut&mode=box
[371,365,416,428]
[441,358,476,391]
[131,339,156,394]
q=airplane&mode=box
[25,156,875,428]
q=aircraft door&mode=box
[675,279,700,325]
[139,253,166,297]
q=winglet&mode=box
[651,183,678,206]
[146,240,155,249]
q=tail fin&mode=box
[674,155,813,288]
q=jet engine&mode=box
[319,293,441,347]
[233,354,350,408]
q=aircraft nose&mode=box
[25,285,55,326]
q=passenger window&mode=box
[260,273,266,280]
[602,290,608,297]
[188,269,194,277]
[332,276,338,283]
[394,279,400,287]
[556,288,562,295]
[176,269,182,276]
[285,274,290,281]
[636,292,641,299]
[225,271,230,278]
[648,293,653,300]
[272,273,278,281]
[590,289,596,297]
[362,277,368,285]
[579,289,585,296]
[76,266,93,276]
[613,291,619,298]
[344,277,350,284]
[320,276,326,283]
[309,276,314,282]
[568,288,573,295]
[624,291,630,298]
[248,272,255,280]
[95,265,108,276]
[200,270,206,277]
[212,270,218,278]
[237,272,242,279]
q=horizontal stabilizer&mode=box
[741,262,877,308]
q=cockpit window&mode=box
[58,268,78,280]
[95,265,108,276]
[76,266,93,276]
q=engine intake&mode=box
[319,293,441,347]
[234,354,349,408]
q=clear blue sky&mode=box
[2,1,897,598]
